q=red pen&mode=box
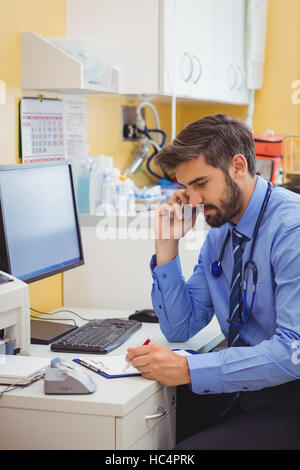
[142,337,152,346]
[123,337,153,371]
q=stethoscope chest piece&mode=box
[210,261,223,278]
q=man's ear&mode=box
[230,154,248,178]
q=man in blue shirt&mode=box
[126,114,300,449]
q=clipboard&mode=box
[73,349,199,379]
[73,356,141,379]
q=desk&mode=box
[0,308,223,450]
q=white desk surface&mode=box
[0,308,224,418]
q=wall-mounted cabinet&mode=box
[215,0,249,104]
[66,0,249,105]
[161,0,215,101]
[21,33,119,94]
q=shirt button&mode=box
[158,305,162,309]
[161,273,167,279]
[203,389,210,393]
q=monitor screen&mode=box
[0,162,84,283]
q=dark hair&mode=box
[155,114,256,177]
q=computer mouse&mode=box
[129,309,159,323]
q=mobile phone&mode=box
[181,204,196,221]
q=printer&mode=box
[0,271,30,355]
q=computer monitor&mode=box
[0,161,84,283]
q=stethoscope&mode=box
[210,182,272,327]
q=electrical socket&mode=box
[121,105,145,141]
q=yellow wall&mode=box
[0,0,66,312]
[0,0,299,312]
[253,0,299,134]
[87,96,173,187]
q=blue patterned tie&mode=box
[228,229,245,347]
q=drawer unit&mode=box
[128,409,176,450]
[116,386,176,449]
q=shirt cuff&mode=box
[150,253,184,287]
[187,351,223,395]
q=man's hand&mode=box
[126,344,191,387]
[154,189,197,242]
[154,189,199,266]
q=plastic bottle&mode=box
[72,158,92,214]
[124,178,136,216]
[89,155,113,214]
[110,168,121,213]
[96,169,115,216]
[117,175,128,216]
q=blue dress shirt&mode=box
[150,176,300,394]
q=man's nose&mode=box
[188,190,204,206]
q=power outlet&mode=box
[121,105,145,141]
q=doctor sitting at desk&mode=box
[126,114,300,450]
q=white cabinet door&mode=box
[187,0,215,100]
[161,0,215,100]
[215,0,249,104]
[66,0,247,104]
[215,0,237,103]
[173,0,196,97]
[233,0,249,104]
[66,0,160,95]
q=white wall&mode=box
[63,214,207,312]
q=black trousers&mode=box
[175,380,300,450]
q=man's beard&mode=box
[204,173,243,228]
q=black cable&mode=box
[145,127,167,147]
[135,127,152,140]
[134,125,172,180]
[30,314,78,327]
[30,307,91,323]
[146,147,161,180]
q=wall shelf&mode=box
[21,32,119,94]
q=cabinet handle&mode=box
[145,406,167,421]
[228,64,238,90]
[180,52,193,82]
[192,55,202,84]
[235,65,245,91]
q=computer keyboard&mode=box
[50,318,142,354]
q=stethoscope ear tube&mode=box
[210,229,231,278]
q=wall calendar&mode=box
[20,97,65,163]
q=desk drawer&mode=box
[129,409,176,450]
[0,407,115,450]
[116,386,176,449]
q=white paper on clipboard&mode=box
[20,97,65,163]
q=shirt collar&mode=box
[233,175,268,240]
